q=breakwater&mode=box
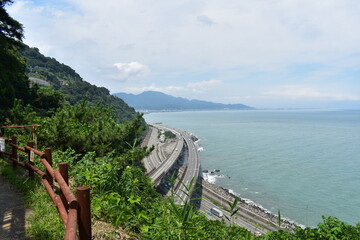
[201,177,298,231]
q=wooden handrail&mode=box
[0,136,91,240]
[54,170,78,209]
[42,178,68,225]
[25,145,46,158]
[8,142,26,152]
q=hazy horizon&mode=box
[116,90,360,110]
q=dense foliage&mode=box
[0,0,32,122]
[20,45,138,123]
[163,130,177,139]
[261,217,360,240]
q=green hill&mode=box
[19,45,138,123]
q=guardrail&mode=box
[0,136,91,240]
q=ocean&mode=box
[143,110,360,227]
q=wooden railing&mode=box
[0,136,91,240]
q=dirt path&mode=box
[0,175,29,240]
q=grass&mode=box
[0,158,64,240]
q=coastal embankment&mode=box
[143,123,297,233]
[201,177,297,231]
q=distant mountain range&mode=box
[113,91,254,111]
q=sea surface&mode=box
[144,110,360,227]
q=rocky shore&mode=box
[201,178,298,231]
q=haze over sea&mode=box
[144,110,360,227]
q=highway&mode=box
[200,184,279,233]
[199,197,266,235]
[142,123,279,235]
[146,124,184,186]
[174,130,200,204]
[142,126,159,172]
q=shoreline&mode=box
[146,124,298,232]
[200,174,298,231]
[145,111,360,231]
[193,135,298,231]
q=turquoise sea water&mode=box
[144,110,360,227]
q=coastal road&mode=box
[199,197,266,235]
[174,130,200,204]
[147,124,184,185]
[142,124,277,234]
[143,126,159,172]
[200,184,279,233]
[174,129,272,233]
[143,124,200,203]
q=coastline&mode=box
[200,176,298,231]
[194,135,298,231]
[144,111,360,230]
[145,123,298,232]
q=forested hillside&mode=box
[19,45,138,123]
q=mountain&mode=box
[20,45,138,123]
[113,91,254,111]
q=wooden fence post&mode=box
[77,186,91,240]
[45,148,53,186]
[27,141,34,178]
[59,162,69,211]
[11,136,17,169]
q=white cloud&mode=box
[264,85,360,101]
[124,79,222,95]
[7,0,360,108]
[14,0,360,70]
[112,62,149,80]
[187,79,221,92]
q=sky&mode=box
[7,0,360,109]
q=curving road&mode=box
[143,126,159,172]
[146,124,184,186]
[174,130,200,204]
[142,123,277,235]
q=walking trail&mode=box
[0,175,29,240]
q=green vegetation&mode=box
[0,161,64,240]
[0,0,32,122]
[2,1,360,239]
[158,130,177,141]
[1,0,137,124]
[224,197,241,225]
[262,217,360,240]
[164,130,177,139]
[1,101,256,239]
[20,45,138,123]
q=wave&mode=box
[202,172,225,184]
[197,147,205,152]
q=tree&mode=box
[32,88,64,116]
[0,0,30,123]
[0,0,23,43]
